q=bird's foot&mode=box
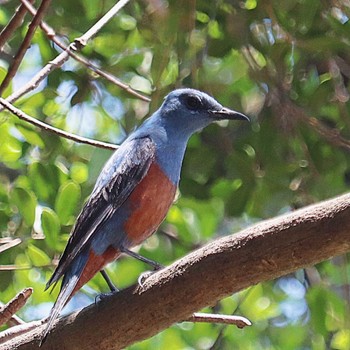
[137,269,159,288]
[95,288,119,304]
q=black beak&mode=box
[209,107,250,122]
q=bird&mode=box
[41,88,249,344]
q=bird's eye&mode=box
[184,95,203,110]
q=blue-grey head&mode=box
[157,88,249,138]
[132,88,249,184]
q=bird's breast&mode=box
[124,161,177,245]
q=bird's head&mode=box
[158,88,249,137]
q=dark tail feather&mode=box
[39,274,79,347]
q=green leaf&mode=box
[11,187,37,226]
[41,208,60,250]
[28,162,54,202]
[55,181,81,224]
[27,244,51,266]
[16,125,45,148]
[331,330,350,350]
[70,162,88,184]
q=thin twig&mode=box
[0,238,22,253]
[189,313,251,329]
[74,0,131,48]
[0,288,33,328]
[19,0,150,102]
[0,97,118,150]
[0,265,31,271]
[0,0,132,112]
[0,0,35,50]
[0,0,52,95]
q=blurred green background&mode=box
[1,0,350,349]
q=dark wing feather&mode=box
[46,136,156,289]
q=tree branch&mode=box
[2,192,350,349]
[0,97,118,150]
[18,0,151,102]
[0,0,34,50]
[0,0,132,112]
[189,313,251,328]
[0,0,52,95]
[0,289,33,328]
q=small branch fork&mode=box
[0,288,33,328]
[0,0,149,114]
[18,0,151,102]
[0,0,52,95]
[0,0,35,50]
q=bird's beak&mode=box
[209,107,250,122]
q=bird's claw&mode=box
[95,288,119,304]
[138,270,155,287]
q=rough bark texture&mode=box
[3,192,350,350]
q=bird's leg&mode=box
[100,269,119,292]
[119,246,164,271]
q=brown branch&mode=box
[0,0,52,95]
[0,321,43,344]
[0,0,34,50]
[2,192,350,349]
[0,302,25,327]
[0,0,132,112]
[0,97,118,150]
[19,0,151,102]
[0,288,33,328]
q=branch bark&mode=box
[3,192,350,349]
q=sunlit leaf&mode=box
[11,187,37,226]
[55,181,81,225]
[27,244,51,266]
[41,208,60,250]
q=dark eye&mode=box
[184,95,203,110]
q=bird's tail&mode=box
[39,274,79,346]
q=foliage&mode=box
[1,0,350,348]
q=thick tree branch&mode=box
[3,192,350,349]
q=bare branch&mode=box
[189,313,251,329]
[0,302,25,327]
[2,192,350,349]
[0,238,22,254]
[0,0,52,95]
[0,288,33,328]
[0,265,31,271]
[19,0,151,102]
[0,0,132,112]
[0,0,34,50]
[74,0,131,48]
[0,98,118,150]
[0,321,43,344]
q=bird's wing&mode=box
[46,136,156,289]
